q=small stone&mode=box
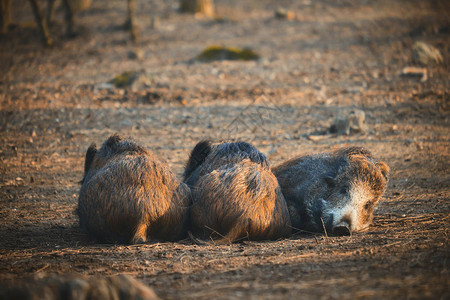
[127,49,143,60]
[307,135,327,142]
[329,109,366,135]
[95,82,115,90]
[275,8,296,20]
[141,91,161,104]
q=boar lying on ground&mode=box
[184,141,291,243]
[0,274,159,300]
[272,147,389,236]
[78,134,191,244]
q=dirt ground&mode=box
[0,0,449,299]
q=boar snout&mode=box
[332,223,351,236]
[332,216,351,236]
[332,222,351,236]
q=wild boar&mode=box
[272,147,389,236]
[0,274,159,300]
[184,140,291,243]
[78,134,190,244]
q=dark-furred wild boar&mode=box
[272,147,389,236]
[184,140,291,243]
[78,134,191,244]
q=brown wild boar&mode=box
[0,274,159,300]
[78,134,191,244]
[184,140,291,243]
[272,147,389,236]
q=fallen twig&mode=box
[35,264,50,273]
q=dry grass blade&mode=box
[320,218,329,241]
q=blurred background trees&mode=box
[179,0,214,17]
[0,0,216,46]
[0,0,138,45]
[0,0,12,34]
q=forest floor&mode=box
[0,0,449,299]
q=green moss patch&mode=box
[110,71,153,91]
[197,46,260,62]
[111,71,136,88]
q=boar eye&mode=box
[324,175,336,187]
[364,202,373,210]
[339,187,348,195]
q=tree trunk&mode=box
[0,0,12,34]
[61,0,75,37]
[67,0,90,12]
[179,0,214,17]
[124,0,138,41]
[46,0,56,25]
[28,0,53,46]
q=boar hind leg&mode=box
[130,223,148,244]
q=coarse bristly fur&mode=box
[272,146,389,236]
[184,140,291,243]
[77,134,191,244]
[0,274,160,300]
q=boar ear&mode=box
[104,134,123,149]
[84,143,97,174]
[81,143,97,184]
[324,157,348,186]
[184,140,212,181]
[377,161,390,180]
[339,147,373,159]
[218,142,269,168]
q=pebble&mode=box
[127,49,143,60]
[329,109,366,135]
[275,8,296,20]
